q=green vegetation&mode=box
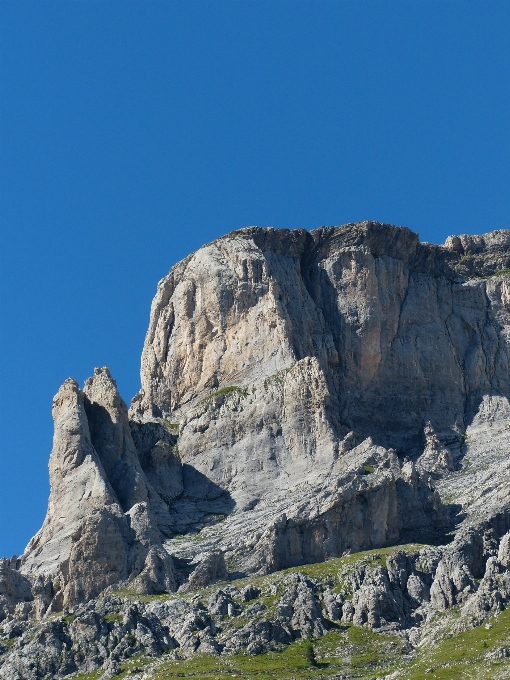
[278,543,423,582]
[202,385,248,403]
[139,627,407,679]
[147,544,425,610]
[68,671,103,680]
[303,640,317,667]
[467,268,510,282]
[262,365,295,392]
[70,654,153,680]
[493,268,510,278]
[110,586,141,599]
[96,608,510,679]
[1,638,17,648]
[402,606,510,679]
[61,613,76,624]
[363,464,375,474]
[70,544,510,678]
[214,386,244,397]
[161,419,180,432]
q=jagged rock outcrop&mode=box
[18,370,176,616]
[82,368,172,540]
[9,527,510,680]
[182,551,228,591]
[129,547,177,595]
[0,559,32,621]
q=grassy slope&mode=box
[70,544,510,680]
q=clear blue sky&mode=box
[1,1,509,557]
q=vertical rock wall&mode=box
[15,222,510,609]
[20,371,176,615]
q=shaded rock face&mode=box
[0,559,32,622]
[6,536,510,680]
[181,552,228,592]
[15,222,510,612]
[323,523,510,632]
[130,223,510,526]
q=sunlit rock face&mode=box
[16,222,510,613]
[130,223,510,542]
[134,223,510,451]
[20,370,176,616]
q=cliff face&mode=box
[19,370,176,616]
[130,223,510,538]
[9,221,510,618]
[133,223,510,451]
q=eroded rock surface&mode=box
[126,223,510,582]
[19,370,176,617]
[5,530,510,679]
[4,222,510,676]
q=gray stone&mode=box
[181,551,228,591]
[5,222,510,673]
[19,371,178,613]
[0,559,32,622]
[240,585,261,602]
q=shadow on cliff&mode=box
[129,420,236,535]
[83,401,236,539]
[155,455,236,537]
[298,235,510,548]
[169,464,236,534]
[301,238,510,466]
[183,464,236,509]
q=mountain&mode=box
[3,221,510,679]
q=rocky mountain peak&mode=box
[3,222,510,679]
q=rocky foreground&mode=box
[3,535,510,679]
[3,221,510,678]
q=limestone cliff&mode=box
[9,221,510,614]
[4,222,510,679]
[128,222,510,573]
[19,370,175,616]
[133,224,510,457]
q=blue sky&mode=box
[1,0,509,557]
